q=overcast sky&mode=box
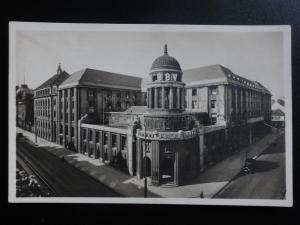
[16,30,284,99]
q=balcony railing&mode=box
[136,128,197,141]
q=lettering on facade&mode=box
[156,72,178,81]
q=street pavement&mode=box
[214,133,285,199]
[16,127,283,198]
[17,140,120,197]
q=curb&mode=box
[61,155,160,197]
[212,133,282,198]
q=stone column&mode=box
[92,129,96,158]
[68,89,71,145]
[151,141,160,185]
[181,88,185,109]
[240,89,244,120]
[169,87,173,109]
[199,132,204,172]
[74,88,78,150]
[149,88,152,108]
[62,90,66,147]
[177,87,180,109]
[136,137,143,179]
[154,87,158,108]
[108,132,112,162]
[235,87,238,116]
[78,121,81,154]
[227,86,232,122]
[147,89,150,108]
[174,151,180,186]
[86,128,90,156]
[161,86,165,109]
[127,127,134,175]
[57,92,60,144]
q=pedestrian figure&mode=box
[200,192,204,198]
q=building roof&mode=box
[182,64,271,94]
[59,68,142,90]
[183,64,230,83]
[272,100,285,112]
[16,84,34,98]
[272,108,285,116]
[36,70,70,90]
[150,44,182,72]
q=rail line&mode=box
[17,143,60,196]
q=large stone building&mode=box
[33,45,272,186]
[57,68,142,150]
[16,84,34,131]
[34,64,70,142]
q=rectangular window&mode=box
[83,129,86,139]
[211,87,217,95]
[192,89,197,96]
[211,113,217,124]
[121,136,126,150]
[96,131,100,143]
[71,127,74,137]
[192,100,197,109]
[211,100,216,109]
[88,89,94,97]
[89,130,93,141]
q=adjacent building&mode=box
[271,98,285,127]
[33,64,70,142]
[16,84,34,131]
[57,68,142,150]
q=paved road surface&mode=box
[17,140,121,197]
[214,133,285,199]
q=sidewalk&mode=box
[16,127,283,198]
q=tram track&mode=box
[16,140,120,197]
[17,147,59,196]
[16,142,75,196]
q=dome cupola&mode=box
[150,44,182,72]
[146,44,185,113]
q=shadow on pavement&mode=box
[254,160,279,173]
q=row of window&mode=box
[192,87,218,96]
[82,129,127,150]
[35,88,50,97]
[35,98,51,118]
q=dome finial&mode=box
[164,44,168,55]
[57,63,62,74]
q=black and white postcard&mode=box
[9,22,292,206]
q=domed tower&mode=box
[147,44,185,114]
[135,45,198,187]
[144,44,189,133]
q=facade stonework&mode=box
[32,46,272,187]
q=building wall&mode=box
[185,84,272,126]
[56,86,142,151]
[34,86,54,142]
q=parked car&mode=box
[240,158,256,175]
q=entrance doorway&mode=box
[161,156,174,183]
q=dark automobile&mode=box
[240,158,257,175]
